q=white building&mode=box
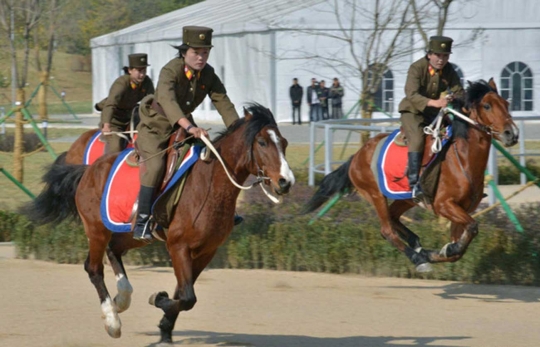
[91,0,540,123]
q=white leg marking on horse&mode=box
[414,247,423,253]
[101,297,121,338]
[440,243,452,258]
[114,273,133,313]
[267,129,295,185]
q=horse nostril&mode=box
[278,178,290,191]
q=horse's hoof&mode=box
[416,263,433,273]
[149,291,169,306]
[105,325,122,338]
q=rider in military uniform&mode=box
[398,36,463,198]
[133,26,241,241]
[96,53,155,153]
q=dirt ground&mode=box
[2,247,540,347]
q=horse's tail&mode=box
[20,163,87,224]
[302,156,354,214]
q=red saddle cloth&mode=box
[377,130,413,199]
[100,145,200,232]
[83,131,136,165]
[100,149,140,232]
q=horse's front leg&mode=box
[105,247,132,314]
[149,245,197,344]
[84,237,122,338]
[430,202,479,263]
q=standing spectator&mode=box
[319,80,330,120]
[289,78,303,125]
[306,78,322,122]
[329,77,344,119]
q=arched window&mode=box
[501,61,533,111]
[451,63,466,87]
[369,67,394,113]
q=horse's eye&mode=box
[483,103,491,110]
[257,138,267,147]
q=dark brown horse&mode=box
[24,104,295,344]
[304,79,518,272]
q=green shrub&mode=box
[6,177,540,286]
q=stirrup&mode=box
[133,217,154,242]
[411,184,424,200]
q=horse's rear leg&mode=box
[85,237,121,338]
[389,200,422,250]
[105,247,132,313]
[149,247,216,344]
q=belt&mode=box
[151,100,166,116]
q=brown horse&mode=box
[23,104,295,344]
[304,79,518,272]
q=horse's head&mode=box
[463,78,519,147]
[241,104,295,196]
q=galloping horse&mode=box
[304,79,518,272]
[24,104,295,344]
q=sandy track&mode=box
[1,258,540,347]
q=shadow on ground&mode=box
[142,330,469,347]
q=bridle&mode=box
[199,134,282,204]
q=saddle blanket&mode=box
[100,145,201,232]
[377,129,451,200]
[83,130,136,165]
[83,131,105,165]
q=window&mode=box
[451,63,466,87]
[501,61,533,111]
[371,69,394,113]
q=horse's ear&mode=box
[243,107,253,120]
[461,106,470,115]
[488,77,498,93]
[466,80,473,88]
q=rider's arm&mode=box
[208,70,240,128]
[156,60,188,128]
[102,76,127,125]
[403,63,432,112]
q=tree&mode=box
[0,0,42,182]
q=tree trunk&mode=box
[38,71,49,121]
[360,91,374,146]
[13,88,25,182]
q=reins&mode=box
[199,134,282,204]
[424,106,492,154]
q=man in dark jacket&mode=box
[306,78,322,122]
[289,78,303,125]
[398,36,463,198]
[319,80,330,120]
[329,77,344,119]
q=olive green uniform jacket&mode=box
[137,57,240,187]
[97,74,154,153]
[399,56,463,152]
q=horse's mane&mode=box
[213,103,277,147]
[451,79,496,140]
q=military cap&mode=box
[182,26,213,48]
[428,36,453,54]
[128,53,150,68]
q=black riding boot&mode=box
[234,212,244,226]
[133,185,155,241]
[407,152,424,198]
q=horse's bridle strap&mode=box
[199,134,282,204]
